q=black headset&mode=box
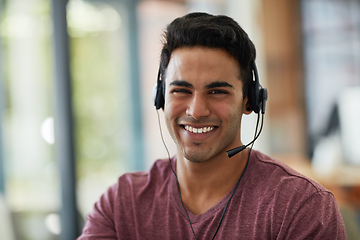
[247,62,268,114]
[154,67,166,110]
[154,61,267,114]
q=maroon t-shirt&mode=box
[78,150,347,239]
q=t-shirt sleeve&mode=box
[284,190,347,240]
[77,184,118,240]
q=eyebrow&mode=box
[205,81,234,89]
[169,80,193,88]
[169,80,234,89]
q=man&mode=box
[78,12,347,239]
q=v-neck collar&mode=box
[169,153,253,224]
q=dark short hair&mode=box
[159,12,256,98]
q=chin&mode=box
[181,148,219,163]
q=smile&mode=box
[184,125,215,134]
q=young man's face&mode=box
[164,47,250,163]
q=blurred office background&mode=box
[0,0,359,239]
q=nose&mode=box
[186,94,211,120]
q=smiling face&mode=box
[164,47,249,163]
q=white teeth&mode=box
[184,125,214,134]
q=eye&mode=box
[209,89,228,95]
[171,88,192,95]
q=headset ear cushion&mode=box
[154,67,165,110]
[154,83,165,110]
[248,80,260,114]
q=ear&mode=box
[242,96,252,115]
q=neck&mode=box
[175,148,249,215]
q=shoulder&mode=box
[119,158,172,186]
[245,150,336,212]
[249,150,327,194]
[244,151,346,238]
[113,158,173,199]
[96,158,172,203]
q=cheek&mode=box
[213,100,239,117]
[164,101,182,135]
[164,97,186,119]
[216,101,243,127]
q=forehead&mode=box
[165,47,241,85]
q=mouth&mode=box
[183,125,216,134]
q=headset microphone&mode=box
[226,145,247,158]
